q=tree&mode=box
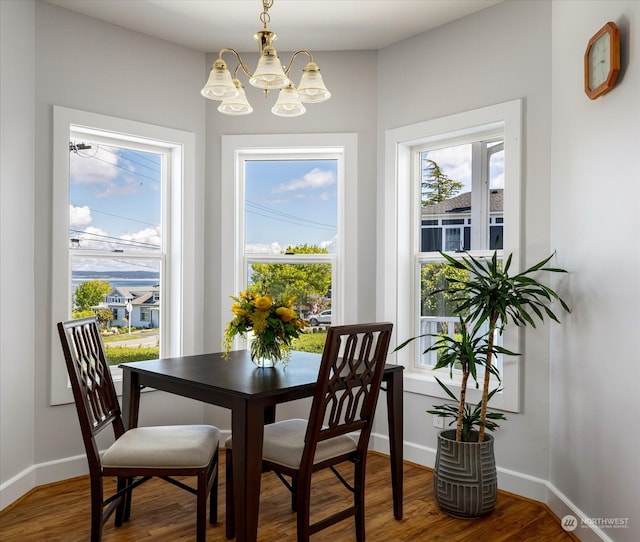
[420,262,468,319]
[73,279,111,311]
[94,308,114,328]
[421,158,463,205]
[250,244,331,309]
[72,307,114,329]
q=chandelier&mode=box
[200,0,331,117]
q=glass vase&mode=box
[249,337,282,368]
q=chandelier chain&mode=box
[260,0,273,27]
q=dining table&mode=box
[121,349,404,542]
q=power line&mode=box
[69,229,161,250]
[98,144,161,175]
[113,259,161,272]
[246,200,336,231]
[70,203,158,228]
[72,145,161,185]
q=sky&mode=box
[69,140,162,253]
[68,139,501,271]
[244,159,338,253]
[68,142,339,274]
[424,142,504,193]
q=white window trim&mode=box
[379,100,522,412]
[51,106,197,405]
[220,133,357,345]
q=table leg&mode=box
[264,405,276,425]
[385,370,404,520]
[232,401,265,542]
[121,369,141,430]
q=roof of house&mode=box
[421,189,503,217]
[106,286,160,306]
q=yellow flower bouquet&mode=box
[222,289,306,366]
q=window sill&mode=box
[403,366,518,413]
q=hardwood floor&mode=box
[0,452,578,542]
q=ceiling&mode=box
[45,0,502,53]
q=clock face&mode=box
[588,33,610,90]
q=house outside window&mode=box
[382,100,523,412]
[51,106,196,405]
[416,138,505,372]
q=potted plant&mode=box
[395,250,570,517]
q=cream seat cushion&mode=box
[102,425,219,469]
[225,419,357,470]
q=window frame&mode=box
[220,133,358,349]
[51,106,197,405]
[380,100,522,412]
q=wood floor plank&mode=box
[0,452,578,541]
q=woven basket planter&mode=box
[433,429,497,518]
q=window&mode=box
[243,157,337,336]
[419,140,504,253]
[68,133,164,353]
[221,134,358,351]
[51,106,197,405]
[416,137,504,371]
[381,100,522,412]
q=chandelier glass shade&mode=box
[200,0,331,117]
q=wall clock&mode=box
[584,21,620,99]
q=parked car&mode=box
[308,310,331,326]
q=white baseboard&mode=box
[1,454,88,511]
[546,483,614,542]
[370,432,610,542]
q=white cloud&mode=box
[120,227,161,249]
[70,145,118,182]
[244,236,337,255]
[69,205,92,227]
[72,225,161,252]
[69,144,141,197]
[318,235,337,253]
[273,168,336,194]
[426,145,472,189]
[491,173,504,189]
[244,242,285,254]
[75,226,110,250]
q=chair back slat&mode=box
[58,318,125,454]
[304,323,393,457]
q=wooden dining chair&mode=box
[225,322,393,541]
[57,317,220,542]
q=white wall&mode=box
[376,0,555,496]
[0,0,36,509]
[549,2,640,541]
[0,1,212,503]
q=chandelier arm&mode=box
[218,48,253,79]
[282,50,313,76]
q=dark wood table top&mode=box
[122,349,403,403]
